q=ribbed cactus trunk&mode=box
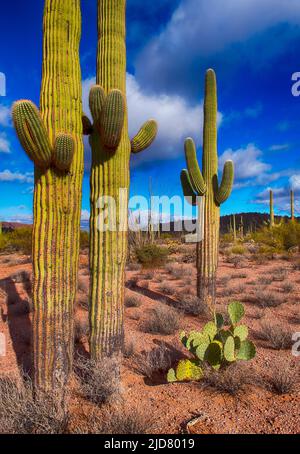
[13,0,83,400]
[233,214,237,242]
[89,0,130,359]
[291,190,295,221]
[181,70,234,312]
[270,190,274,227]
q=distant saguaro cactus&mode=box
[85,0,157,359]
[181,69,234,310]
[291,190,295,221]
[12,0,83,401]
[270,190,274,227]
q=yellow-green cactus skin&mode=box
[86,0,157,359]
[270,189,274,227]
[291,190,295,221]
[12,0,83,398]
[181,70,234,310]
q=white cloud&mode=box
[219,143,271,181]
[0,132,11,153]
[269,144,290,151]
[289,174,300,191]
[0,104,11,127]
[82,74,222,166]
[135,0,300,91]
[0,169,34,184]
[254,185,299,214]
[81,209,90,222]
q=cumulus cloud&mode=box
[82,74,222,167]
[135,0,300,94]
[254,185,299,214]
[289,174,300,191]
[0,169,34,184]
[0,104,11,127]
[0,132,11,153]
[219,143,271,182]
[269,144,290,151]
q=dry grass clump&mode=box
[257,276,273,285]
[127,262,142,271]
[218,275,230,286]
[74,406,152,434]
[75,356,120,405]
[125,294,142,308]
[158,282,174,295]
[165,263,190,279]
[0,375,68,434]
[123,340,135,358]
[10,270,31,284]
[202,363,252,396]
[142,270,155,280]
[257,321,294,350]
[175,293,209,316]
[258,360,299,395]
[247,289,285,308]
[135,345,174,379]
[281,282,295,293]
[227,256,247,268]
[144,305,179,335]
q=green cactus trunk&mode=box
[291,190,295,222]
[270,190,274,227]
[13,0,83,400]
[233,214,237,242]
[88,0,157,359]
[181,70,234,311]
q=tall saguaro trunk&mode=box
[86,0,157,359]
[270,190,274,227]
[291,190,295,221]
[181,70,234,312]
[13,0,83,400]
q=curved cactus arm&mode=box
[52,133,75,171]
[12,100,52,169]
[82,114,93,136]
[100,89,125,149]
[215,160,234,205]
[184,138,206,196]
[131,120,158,154]
[89,85,106,125]
[181,170,198,206]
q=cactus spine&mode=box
[87,0,157,359]
[291,190,295,221]
[181,69,234,310]
[270,189,274,227]
[12,0,83,399]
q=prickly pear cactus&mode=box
[167,302,256,383]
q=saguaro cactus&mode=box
[12,0,83,400]
[181,69,234,310]
[270,190,274,227]
[291,190,295,221]
[85,0,157,359]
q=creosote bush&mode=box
[202,363,252,396]
[257,321,294,350]
[136,244,169,268]
[0,227,33,256]
[125,294,142,308]
[144,305,179,335]
[135,345,174,379]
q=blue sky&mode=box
[1,0,300,223]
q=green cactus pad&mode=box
[100,89,125,149]
[176,359,203,382]
[215,313,224,329]
[167,368,177,383]
[12,100,52,169]
[224,335,236,362]
[228,302,245,325]
[180,170,197,206]
[204,341,222,367]
[234,325,248,342]
[236,340,256,361]
[203,321,217,341]
[131,120,158,153]
[82,114,93,135]
[53,133,75,171]
[195,340,210,361]
[89,85,106,124]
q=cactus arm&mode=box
[12,100,52,168]
[180,169,197,206]
[100,89,125,149]
[89,85,106,125]
[82,114,93,136]
[214,160,234,205]
[184,138,206,196]
[131,120,158,154]
[52,133,75,171]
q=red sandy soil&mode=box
[0,244,299,434]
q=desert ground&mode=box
[0,239,299,434]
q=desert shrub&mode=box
[230,245,246,255]
[75,356,119,404]
[0,227,32,255]
[248,290,285,308]
[258,360,299,394]
[0,375,68,434]
[253,222,300,253]
[231,273,247,279]
[227,256,247,269]
[80,230,89,250]
[202,363,252,396]
[257,321,294,350]
[175,294,208,316]
[144,305,179,335]
[123,340,135,358]
[158,283,174,295]
[165,263,190,279]
[281,282,294,293]
[218,276,230,286]
[126,262,142,271]
[10,270,31,284]
[135,244,168,268]
[125,294,142,308]
[257,276,273,285]
[142,270,154,280]
[135,345,174,379]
